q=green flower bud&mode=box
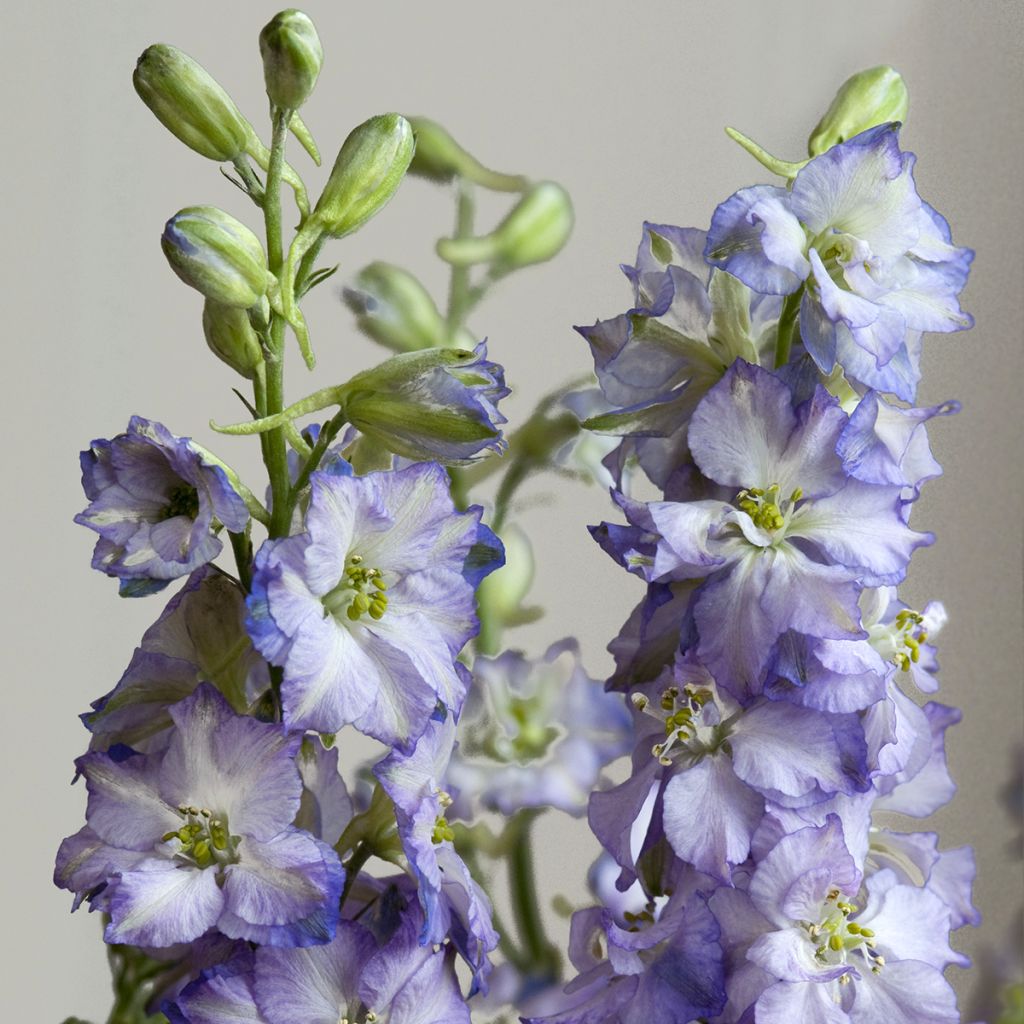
[436,181,573,273]
[133,44,252,161]
[808,66,909,156]
[161,206,271,308]
[407,117,528,192]
[311,113,415,239]
[259,9,323,111]
[202,300,264,377]
[343,262,474,352]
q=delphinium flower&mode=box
[76,416,250,595]
[710,817,962,1024]
[246,462,502,746]
[589,656,862,883]
[446,639,632,816]
[576,224,780,490]
[171,904,470,1024]
[705,124,973,400]
[375,714,499,988]
[55,685,343,947]
[594,360,929,694]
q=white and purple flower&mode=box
[246,462,503,746]
[76,417,250,595]
[55,685,342,948]
[705,124,973,401]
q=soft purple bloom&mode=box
[447,640,632,817]
[55,685,342,948]
[76,416,250,595]
[595,362,930,694]
[84,566,270,752]
[375,715,498,989]
[577,223,780,489]
[247,462,502,745]
[711,818,961,1024]
[590,659,862,883]
[705,125,973,400]
[173,909,470,1024]
[524,888,726,1024]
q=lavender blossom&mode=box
[246,462,502,745]
[75,416,249,595]
[705,125,973,400]
[594,361,930,694]
[447,640,632,817]
[55,685,342,948]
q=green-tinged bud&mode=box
[311,114,414,239]
[259,10,323,111]
[436,181,573,273]
[407,116,528,191]
[202,300,264,377]
[343,262,474,352]
[162,206,272,307]
[133,44,252,161]
[808,66,909,156]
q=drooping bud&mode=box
[436,181,573,273]
[161,206,272,308]
[133,44,252,161]
[259,9,323,111]
[342,262,475,352]
[336,343,509,464]
[808,66,909,156]
[202,300,264,377]
[311,114,414,239]
[407,117,528,192]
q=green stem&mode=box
[263,109,293,539]
[288,410,348,517]
[459,843,527,971]
[507,811,558,978]
[340,842,372,911]
[229,527,253,592]
[773,288,803,369]
[446,182,476,332]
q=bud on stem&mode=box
[259,9,324,112]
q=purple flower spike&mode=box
[247,462,502,745]
[55,685,342,949]
[76,417,249,594]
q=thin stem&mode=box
[446,182,476,332]
[228,527,253,592]
[340,842,372,911]
[773,288,802,369]
[507,811,558,978]
[262,108,293,539]
[288,411,348,517]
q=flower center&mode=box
[736,483,803,534]
[162,805,239,869]
[632,684,715,765]
[804,889,885,978]
[160,484,200,521]
[868,607,927,673]
[322,554,389,623]
[430,790,454,845]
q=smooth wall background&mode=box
[3,2,1021,1019]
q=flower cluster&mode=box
[533,120,977,1023]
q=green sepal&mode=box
[724,126,807,180]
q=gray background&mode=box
[4,1,1021,1019]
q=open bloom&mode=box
[711,817,961,1024]
[594,361,930,694]
[54,685,342,948]
[247,462,502,745]
[705,124,972,400]
[447,639,632,817]
[76,416,249,595]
